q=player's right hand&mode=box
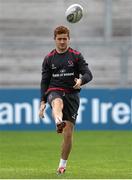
[39,101,46,119]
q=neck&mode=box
[56,47,69,54]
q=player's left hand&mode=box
[73,78,82,89]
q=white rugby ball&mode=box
[65,4,83,23]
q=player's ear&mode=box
[54,34,57,40]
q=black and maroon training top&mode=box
[40,47,93,102]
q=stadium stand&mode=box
[0,0,132,88]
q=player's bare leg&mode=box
[51,98,66,133]
[62,121,73,159]
[57,121,73,174]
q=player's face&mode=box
[55,34,70,53]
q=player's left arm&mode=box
[74,53,93,89]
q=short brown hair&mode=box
[54,26,70,39]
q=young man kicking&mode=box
[39,25,93,174]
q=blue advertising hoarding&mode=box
[0,89,132,130]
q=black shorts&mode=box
[47,91,80,125]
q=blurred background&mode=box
[0,0,132,88]
[0,0,132,130]
[0,1,132,178]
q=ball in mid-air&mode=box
[65,4,83,23]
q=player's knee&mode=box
[64,127,73,139]
[52,98,63,110]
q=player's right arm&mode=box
[39,56,51,118]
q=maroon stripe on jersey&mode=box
[47,87,72,93]
[47,50,57,57]
[75,58,79,62]
[69,48,80,55]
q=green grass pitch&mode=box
[0,130,132,179]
